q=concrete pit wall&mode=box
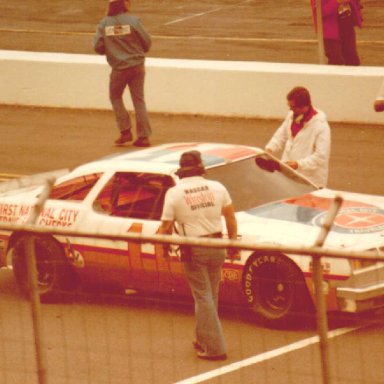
[0,50,383,124]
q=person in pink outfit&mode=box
[311,0,363,65]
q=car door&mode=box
[87,171,187,293]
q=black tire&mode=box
[11,235,76,302]
[242,252,313,328]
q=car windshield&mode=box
[206,154,317,211]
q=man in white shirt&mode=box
[160,150,239,361]
[265,86,331,188]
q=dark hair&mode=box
[287,87,312,108]
[107,0,127,16]
[176,168,205,179]
[175,150,205,179]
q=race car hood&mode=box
[236,188,384,251]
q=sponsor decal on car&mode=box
[222,268,241,282]
[314,207,384,234]
[38,207,79,228]
[0,203,80,228]
[247,194,384,234]
[0,203,31,223]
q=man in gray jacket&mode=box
[94,0,152,147]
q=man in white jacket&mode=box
[265,87,331,188]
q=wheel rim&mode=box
[252,261,295,318]
[255,265,294,316]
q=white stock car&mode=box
[0,142,383,327]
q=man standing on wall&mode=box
[94,0,152,147]
[160,150,239,361]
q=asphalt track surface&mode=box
[0,1,384,384]
[0,111,383,384]
[0,106,383,196]
[1,0,384,65]
[1,263,384,384]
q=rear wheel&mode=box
[10,235,76,302]
[243,252,313,328]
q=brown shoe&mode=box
[196,351,227,361]
[115,130,132,145]
[133,137,150,147]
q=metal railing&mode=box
[0,177,383,384]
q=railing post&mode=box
[312,196,343,384]
[315,0,326,64]
[26,235,48,384]
[25,177,56,384]
[313,255,331,384]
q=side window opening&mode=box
[94,172,174,220]
[49,173,102,201]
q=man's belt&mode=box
[200,232,223,238]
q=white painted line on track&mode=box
[163,0,252,26]
[163,7,223,26]
[175,327,358,384]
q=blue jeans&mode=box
[109,64,152,138]
[183,247,227,356]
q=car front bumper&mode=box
[336,263,384,312]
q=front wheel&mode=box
[10,235,76,302]
[242,252,313,328]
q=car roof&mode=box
[70,142,263,177]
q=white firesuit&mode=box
[265,108,331,187]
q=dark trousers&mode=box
[324,17,360,66]
[109,63,152,138]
